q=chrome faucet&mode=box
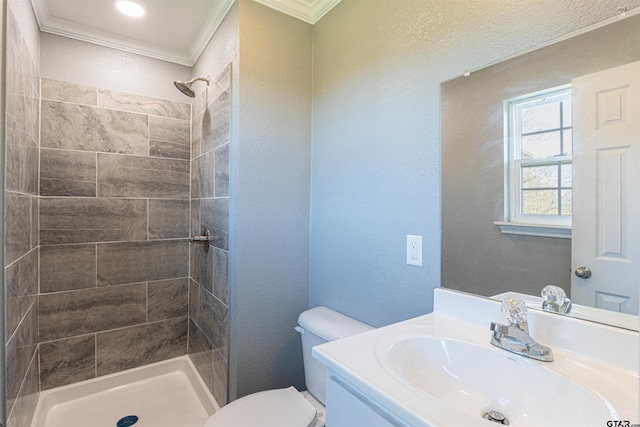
[541,285,572,314]
[489,297,553,362]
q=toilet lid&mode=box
[205,386,317,427]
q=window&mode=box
[496,85,572,238]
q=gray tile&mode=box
[193,287,228,353]
[41,78,97,105]
[97,89,191,121]
[31,197,38,250]
[6,296,35,343]
[190,238,213,293]
[97,154,190,198]
[40,148,97,197]
[201,198,229,250]
[213,248,228,306]
[202,89,230,154]
[149,116,190,145]
[193,88,208,118]
[38,283,147,342]
[39,198,147,245]
[148,278,188,321]
[148,199,190,239]
[40,244,97,293]
[39,335,96,390]
[97,240,189,286]
[191,111,203,159]
[212,348,228,405]
[6,248,38,299]
[6,302,37,409]
[188,320,214,396]
[149,139,190,160]
[96,317,188,376]
[41,100,148,155]
[6,143,38,195]
[6,192,32,265]
[214,143,229,197]
[6,346,39,427]
[190,199,201,238]
[191,151,214,199]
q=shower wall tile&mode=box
[190,240,213,294]
[6,192,32,265]
[212,349,228,406]
[96,317,188,376]
[188,320,214,394]
[39,335,96,390]
[214,143,229,197]
[190,199,201,237]
[201,198,229,232]
[6,347,39,427]
[149,116,190,160]
[148,278,189,322]
[41,78,98,105]
[5,249,38,300]
[5,142,38,195]
[41,100,148,155]
[31,197,39,249]
[201,89,230,154]
[40,148,97,197]
[39,283,147,342]
[97,240,189,286]
[40,244,97,293]
[97,154,190,198]
[191,151,215,199]
[148,199,190,239]
[6,296,35,344]
[40,198,147,245]
[192,287,228,354]
[191,111,203,159]
[97,89,191,121]
[6,302,37,410]
[213,247,229,306]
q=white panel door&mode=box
[572,61,640,315]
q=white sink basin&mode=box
[384,336,616,426]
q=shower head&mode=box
[173,76,210,98]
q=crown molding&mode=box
[253,0,342,24]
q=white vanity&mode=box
[313,288,639,426]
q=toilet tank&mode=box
[296,306,374,405]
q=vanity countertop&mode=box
[313,289,639,427]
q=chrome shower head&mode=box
[173,76,210,98]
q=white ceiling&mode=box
[31,0,342,66]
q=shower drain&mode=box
[482,410,510,425]
[117,415,139,427]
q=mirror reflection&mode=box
[441,13,640,330]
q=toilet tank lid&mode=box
[298,306,374,341]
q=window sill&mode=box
[494,221,571,239]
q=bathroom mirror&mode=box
[440,12,640,331]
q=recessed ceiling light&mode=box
[116,1,145,17]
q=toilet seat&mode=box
[204,386,318,427]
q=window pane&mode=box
[522,164,559,188]
[562,100,572,127]
[521,131,561,158]
[561,190,572,216]
[522,189,559,215]
[521,102,561,133]
[562,129,572,155]
[561,164,572,188]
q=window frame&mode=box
[496,84,573,238]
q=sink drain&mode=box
[117,415,139,427]
[482,410,509,425]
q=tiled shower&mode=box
[3,2,231,422]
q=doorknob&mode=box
[574,266,592,279]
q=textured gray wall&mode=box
[231,0,312,400]
[309,0,640,327]
[441,14,640,297]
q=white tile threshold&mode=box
[31,355,219,427]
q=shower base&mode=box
[31,356,219,427]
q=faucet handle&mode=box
[500,297,528,326]
[541,285,572,314]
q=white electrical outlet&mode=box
[406,235,422,267]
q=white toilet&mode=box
[204,306,374,427]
